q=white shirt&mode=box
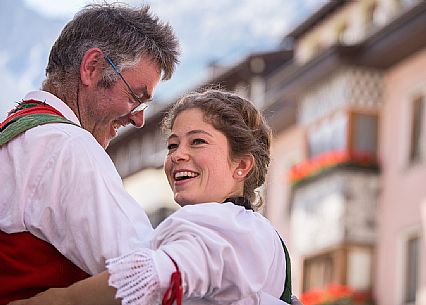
[107,202,289,305]
[0,90,154,274]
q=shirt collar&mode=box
[24,90,81,126]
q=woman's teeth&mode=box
[174,171,199,181]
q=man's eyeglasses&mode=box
[104,55,150,115]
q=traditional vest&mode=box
[0,100,89,305]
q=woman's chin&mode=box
[174,195,203,206]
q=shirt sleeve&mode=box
[107,203,286,305]
[24,128,154,274]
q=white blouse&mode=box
[107,202,289,305]
[0,91,154,274]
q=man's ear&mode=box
[80,48,104,86]
[233,154,254,180]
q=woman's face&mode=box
[164,108,243,206]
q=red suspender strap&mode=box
[0,100,64,130]
[162,255,183,305]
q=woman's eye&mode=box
[167,143,178,150]
[192,138,206,145]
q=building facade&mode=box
[264,0,426,304]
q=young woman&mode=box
[10,90,297,305]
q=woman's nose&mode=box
[171,146,190,162]
[128,110,145,128]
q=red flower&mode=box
[288,150,378,186]
[300,284,371,305]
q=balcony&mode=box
[288,111,380,257]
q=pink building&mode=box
[377,47,426,305]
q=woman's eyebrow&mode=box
[167,129,213,141]
[187,130,213,137]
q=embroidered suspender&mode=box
[0,100,78,147]
[278,234,292,304]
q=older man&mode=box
[0,3,179,303]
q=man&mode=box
[0,3,179,303]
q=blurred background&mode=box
[0,0,321,117]
[2,1,426,305]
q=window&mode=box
[307,112,347,158]
[250,77,266,108]
[404,236,420,304]
[307,111,378,158]
[303,253,334,291]
[302,246,373,294]
[409,96,424,163]
[350,113,378,154]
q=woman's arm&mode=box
[9,272,119,305]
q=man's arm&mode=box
[9,272,118,305]
[9,278,305,305]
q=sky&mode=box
[0,0,325,119]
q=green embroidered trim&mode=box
[0,113,78,147]
[16,102,40,110]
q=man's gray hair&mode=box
[45,3,180,88]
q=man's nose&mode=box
[129,110,145,128]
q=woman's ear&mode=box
[80,48,104,86]
[233,154,254,180]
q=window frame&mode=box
[408,95,425,165]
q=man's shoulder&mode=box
[9,122,106,164]
[18,123,117,174]
[26,122,94,147]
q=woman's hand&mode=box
[8,288,70,305]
